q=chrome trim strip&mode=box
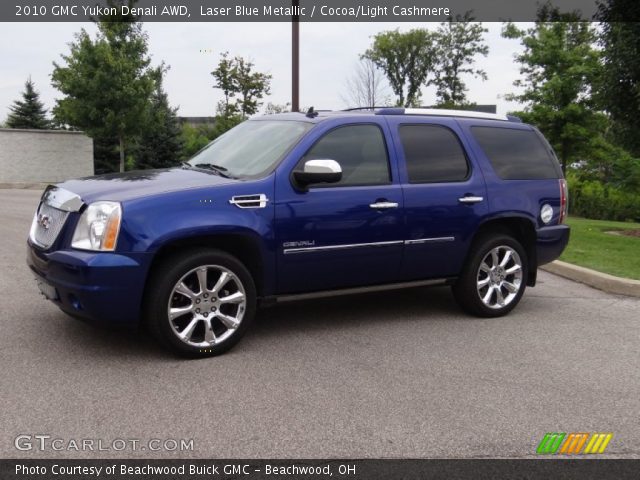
[283,240,403,255]
[41,185,83,212]
[404,236,455,245]
[272,278,452,303]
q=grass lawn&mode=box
[560,217,640,280]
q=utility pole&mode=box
[292,0,300,112]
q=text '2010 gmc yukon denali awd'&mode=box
[27,108,570,357]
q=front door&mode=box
[275,122,403,294]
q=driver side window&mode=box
[301,124,390,186]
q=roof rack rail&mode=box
[393,108,510,121]
[342,106,390,111]
[341,106,519,122]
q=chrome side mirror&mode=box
[293,159,342,187]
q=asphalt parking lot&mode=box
[1,188,639,459]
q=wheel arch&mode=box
[146,231,269,298]
[471,215,538,286]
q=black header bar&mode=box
[2,0,615,23]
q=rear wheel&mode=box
[452,234,528,317]
[145,249,256,357]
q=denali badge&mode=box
[283,240,316,248]
[37,214,51,230]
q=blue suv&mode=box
[27,108,570,357]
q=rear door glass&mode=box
[471,127,560,179]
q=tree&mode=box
[211,52,272,119]
[431,14,488,106]
[51,0,156,172]
[363,29,436,107]
[6,78,50,129]
[502,3,602,172]
[597,0,640,157]
[132,69,184,169]
[342,58,389,109]
[264,102,291,114]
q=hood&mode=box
[56,167,239,204]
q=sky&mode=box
[0,22,528,121]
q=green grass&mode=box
[560,217,640,280]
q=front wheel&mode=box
[145,249,256,357]
[452,234,528,317]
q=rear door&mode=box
[275,120,404,294]
[386,117,489,280]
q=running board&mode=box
[262,278,455,305]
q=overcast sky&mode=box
[0,22,528,121]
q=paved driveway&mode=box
[1,189,638,458]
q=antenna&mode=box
[306,107,319,118]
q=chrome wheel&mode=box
[476,245,523,310]
[167,265,246,347]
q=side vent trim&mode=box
[229,194,269,209]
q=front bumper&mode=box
[27,242,151,326]
[536,224,570,266]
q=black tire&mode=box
[452,233,528,318]
[144,248,256,357]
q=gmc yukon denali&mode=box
[27,108,570,357]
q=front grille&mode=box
[30,202,70,249]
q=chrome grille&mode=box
[30,202,69,249]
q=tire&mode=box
[144,248,256,357]
[452,234,528,317]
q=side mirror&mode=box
[293,159,342,187]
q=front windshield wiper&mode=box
[189,163,235,178]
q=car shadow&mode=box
[252,285,463,338]
[50,285,464,359]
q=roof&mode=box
[254,108,521,123]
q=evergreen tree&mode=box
[6,78,50,129]
[133,69,184,169]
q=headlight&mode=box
[71,201,122,251]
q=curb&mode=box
[541,260,640,297]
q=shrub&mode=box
[567,173,640,222]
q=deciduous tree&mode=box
[342,58,389,109]
[51,0,156,172]
[502,3,601,172]
[431,14,488,106]
[363,29,435,107]
[597,0,640,157]
[211,52,272,119]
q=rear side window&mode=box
[399,125,469,183]
[302,124,390,186]
[471,127,560,180]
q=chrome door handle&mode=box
[458,196,484,204]
[369,201,399,209]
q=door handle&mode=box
[458,196,484,204]
[369,201,399,209]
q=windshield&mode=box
[188,120,312,178]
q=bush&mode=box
[567,173,640,222]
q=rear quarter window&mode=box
[471,126,561,180]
